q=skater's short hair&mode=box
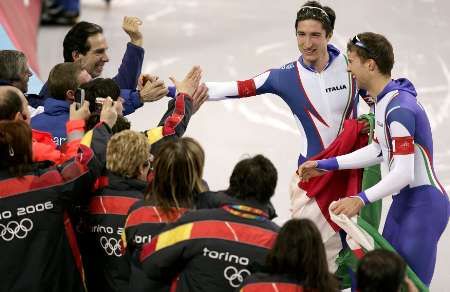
[347,32,394,76]
[295,1,336,37]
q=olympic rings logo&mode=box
[223,266,250,288]
[100,236,123,257]
[0,218,34,242]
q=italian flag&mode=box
[329,204,428,292]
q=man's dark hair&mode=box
[227,154,277,204]
[295,1,336,37]
[357,250,406,292]
[0,50,28,82]
[63,21,103,62]
[48,62,82,100]
[81,78,120,112]
[0,88,23,120]
[347,32,395,76]
[81,78,126,132]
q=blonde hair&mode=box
[106,130,149,178]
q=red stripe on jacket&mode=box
[241,282,304,292]
[89,196,139,215]
[163,93,188,136]
[63,211,87,291]
[126,206,187,227]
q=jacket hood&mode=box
[377,78,417,102]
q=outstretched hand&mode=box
[297,160,324,182]
[169,66,202,98]
[122,16,143,47]
[191,83,208,113]
[140,78,168,103]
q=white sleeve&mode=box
[205,71,272,101]
[205,81,238,101]
[362,121,415,203]
[336,142,383,169]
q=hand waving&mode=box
[122,16,143,47]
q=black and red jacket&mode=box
[239,273,305,292]
[124,199,189,292]
[124,199,188,257]
[139,202,279,292]
[83,173,146,292]
[196,191,278,220]
[0,124,108,292]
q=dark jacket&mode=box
[0,123,110,292]
[84,173,146,292]
[125,200,189,292]
[139,203,279,292]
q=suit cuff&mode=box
[358,191,370,205]
[316,158,339,171]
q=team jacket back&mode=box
[84,172,145,292]
[139,205,279,292]
[0,144,99,292]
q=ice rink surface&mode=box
[38,0,449,289]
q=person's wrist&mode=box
[356,191,369,205]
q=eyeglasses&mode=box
[351,35,375,56]
[297,6,331,24]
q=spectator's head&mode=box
[81,78,127,132]
[347,32,394,90]
[63,21,109,78]
[0,50,32,93]
[266,219,338,292]
[106,130,151,181]
[295,1,335,67]
[150,137,205,215]
[48,62,92,101]
[81,78,121,113]
[357,250,406,292]
[227,154,277,204]
[0,120,33,177]
[0,86,31,124]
